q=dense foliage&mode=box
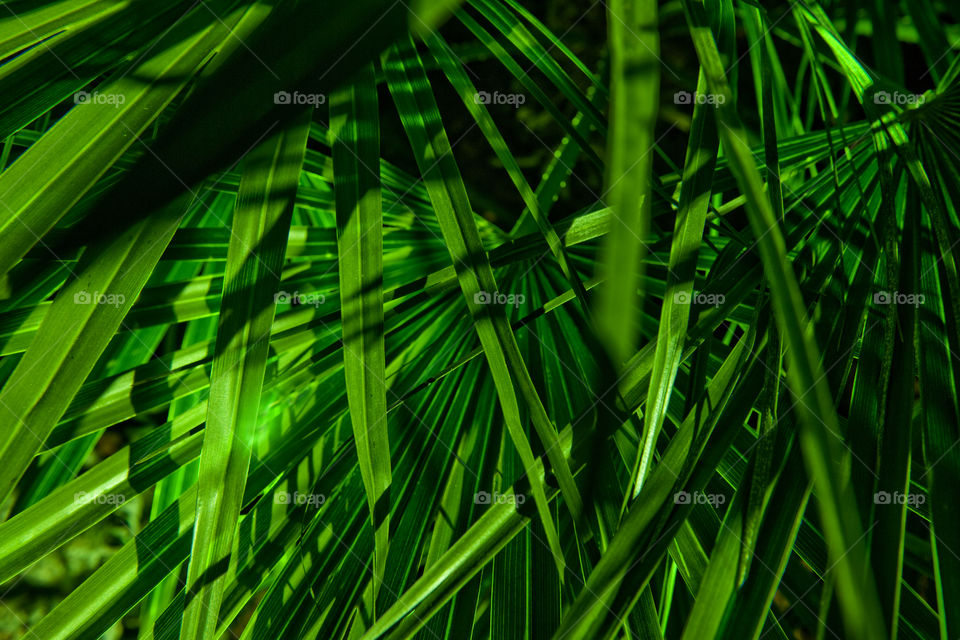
[0,1,958,639]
